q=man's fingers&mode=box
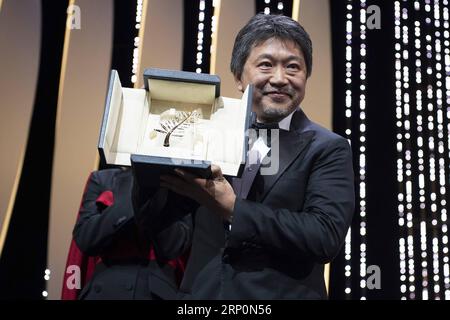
[160,175,188,192]
[174,168,198,182]
[174,167,224,183]
[161,182,184,196]
[175,169,209,189]
[160,180,189,197]
[211,164,224,179]
[160,174,184,185]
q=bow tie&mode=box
[251,122,279,131]
[250,121,279,147]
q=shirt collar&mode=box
[250,108,298,156]
[278,108,297,131]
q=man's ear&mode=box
[234,75,244,92]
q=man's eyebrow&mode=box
[255,53,304,62]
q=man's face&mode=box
[235,38,308,123]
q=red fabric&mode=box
[61,237,101,300]
[61,174,187,300]
[61,173,96,300]
[95,190,114,207]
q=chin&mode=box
[260,106,293,122]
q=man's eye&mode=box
[258,62,272,68]
[287,64,300,70]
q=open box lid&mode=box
[144,68,221,102]
[98,68,253,187]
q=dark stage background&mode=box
[0,0,448,300]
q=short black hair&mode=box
[230,13,313,79]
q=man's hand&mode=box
[160,165,236,221]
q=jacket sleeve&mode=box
[72,170,135,256]
[227,137,355,264]
[151,213,193,261]
[132,179,197,261]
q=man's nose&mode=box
[269,66,288,87]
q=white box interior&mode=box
[102,71,249,176]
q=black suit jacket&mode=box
[178,109,355,299]
[72,168,192,299]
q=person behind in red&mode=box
[62,167,195,300]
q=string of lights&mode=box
[195,0,206,73]
[344,0,354,299]
[263,0,284,14]
[258,0,289,16]
[438,0,450,300]
[344,0,367,300]
[395,0,449,300]
[357,0,369,300]
[342,0,369,300]
[339,0,450,301]
[432,0,450,300]
[394,0,416,300]
[181,0,215,74]
[131,0,144,84]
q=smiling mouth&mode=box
[265,92,291,98]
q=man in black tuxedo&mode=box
[159,13,355,299]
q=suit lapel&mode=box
[259,109,315,201]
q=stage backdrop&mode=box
[0,0,332,299]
